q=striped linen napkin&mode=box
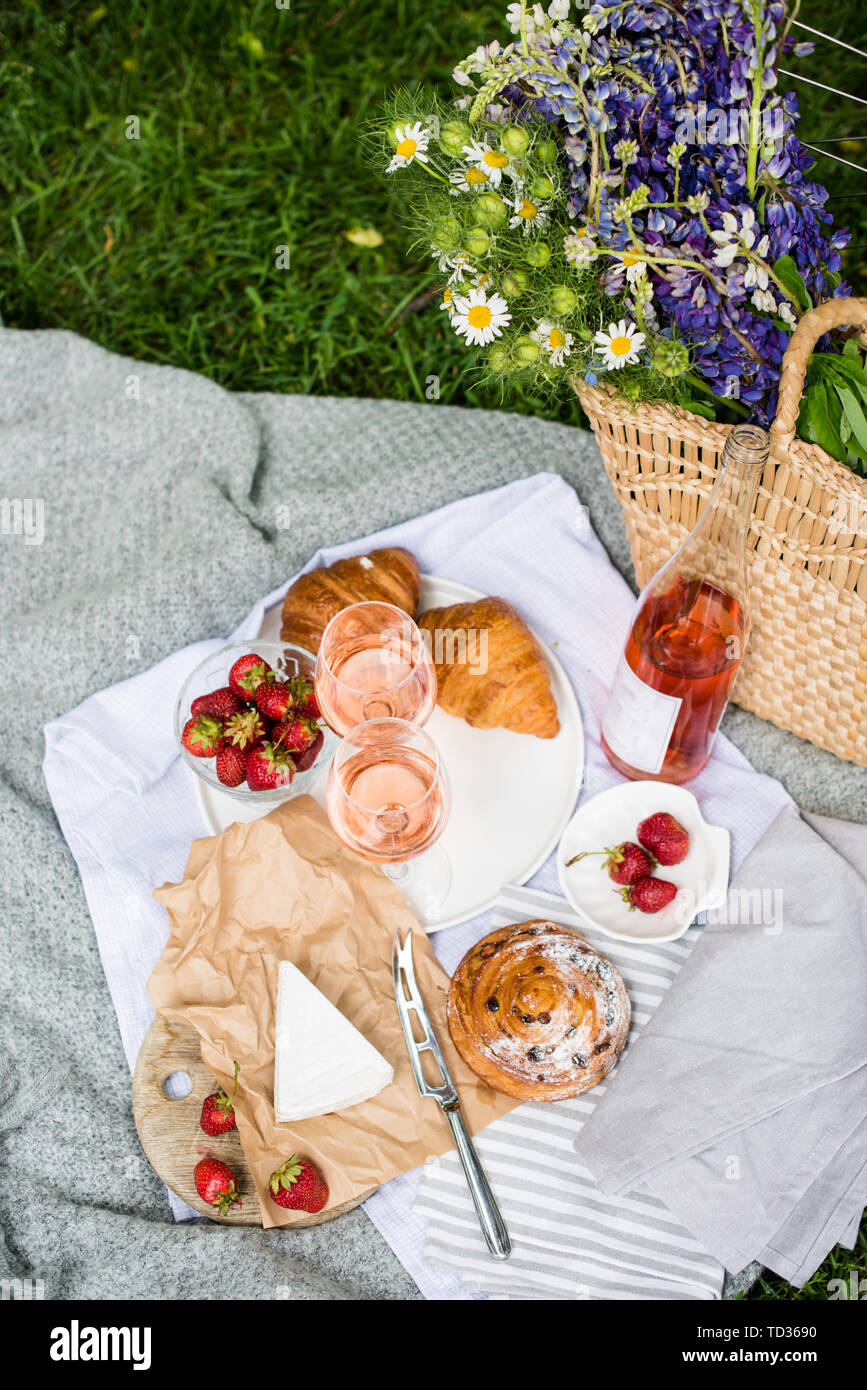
[414,883,725,1301]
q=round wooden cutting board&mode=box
[132,1015,371,1226]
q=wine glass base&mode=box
[384,844,451,928]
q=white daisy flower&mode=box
[532,318,574,366]
[449,164,493,193]
[563,229,597,268]
[441,251,478,285]
[439,285,457,317]
[386,122,432,173]
[594,319,646,370]
[462,139,513,187]
[451,287,511,346]
[608,252,648,285]
[509,193,550,234]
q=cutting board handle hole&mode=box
[163,1071,193,1099]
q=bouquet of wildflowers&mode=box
[378,0,867,473]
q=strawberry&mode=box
[191,686,242,720]
[294,728,324,773]
[228,653,274,702]
[224,707,268,751]
[272,714,318,754]
[620,875,678,914]
[200,1062,239,1136]
[289,674,320,720]
[193,1157,241,1215]
[566,840,655,885]
[268,1155,328,1214]
[637,813,690,866]
[182,714,226,759]
[246,742,296,791]
[254,679,294,722]
[216,744,249,787]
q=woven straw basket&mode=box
[577,297,867,767]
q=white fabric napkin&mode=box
[576,804,867,1287]
[43,471,793,1278]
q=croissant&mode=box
[281,547,420,654]
[417,597,560,739]
[447,921,631,1102]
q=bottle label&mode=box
[602,653,682,775]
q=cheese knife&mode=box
[392,927,511,1261]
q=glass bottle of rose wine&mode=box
[601,423,770,784]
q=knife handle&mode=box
[445,1108,511,1261]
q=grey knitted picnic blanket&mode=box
[1,326,863,1301]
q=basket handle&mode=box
[771,296,867,450]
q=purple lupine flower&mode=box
[490,0,851,420]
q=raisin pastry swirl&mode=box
[447,921,630,1102]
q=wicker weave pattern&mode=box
[576,298,867,767]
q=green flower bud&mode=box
[439,118,473,157]
[502,125,531,157]
[529,175,555,201]
[487,343,512,374]
[514,335,541,364]
[430,215,462,253]
[475,191,508,228]
[536,138,557,165]
[549,284,578,316]
[525,241,552,269]
[501,267,530,299]
[464,225,491,258]
[651,338,690,378]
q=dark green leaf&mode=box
[682,397,716,420]
[772,254,811,311]
[834,385,867,454]
[798,383,844,459]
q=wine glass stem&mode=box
[384,861,410,885]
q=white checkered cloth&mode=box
[43,473,792,1279]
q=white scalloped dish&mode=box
[556,781,730,944]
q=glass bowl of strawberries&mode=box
[174,641,335,803]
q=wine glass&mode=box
[325,718,452,924]
[314,601,436,737]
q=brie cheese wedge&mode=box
[274,961,394,1123]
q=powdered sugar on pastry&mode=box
[447,920,631,1102]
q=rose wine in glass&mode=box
[315,602,437,736]
[602,424,769,784]
[325,718,451,923]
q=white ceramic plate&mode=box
[193,575,584,933]
[556,781,730,944]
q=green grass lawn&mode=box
[2,0,866,1300]
[2,0,865,422]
